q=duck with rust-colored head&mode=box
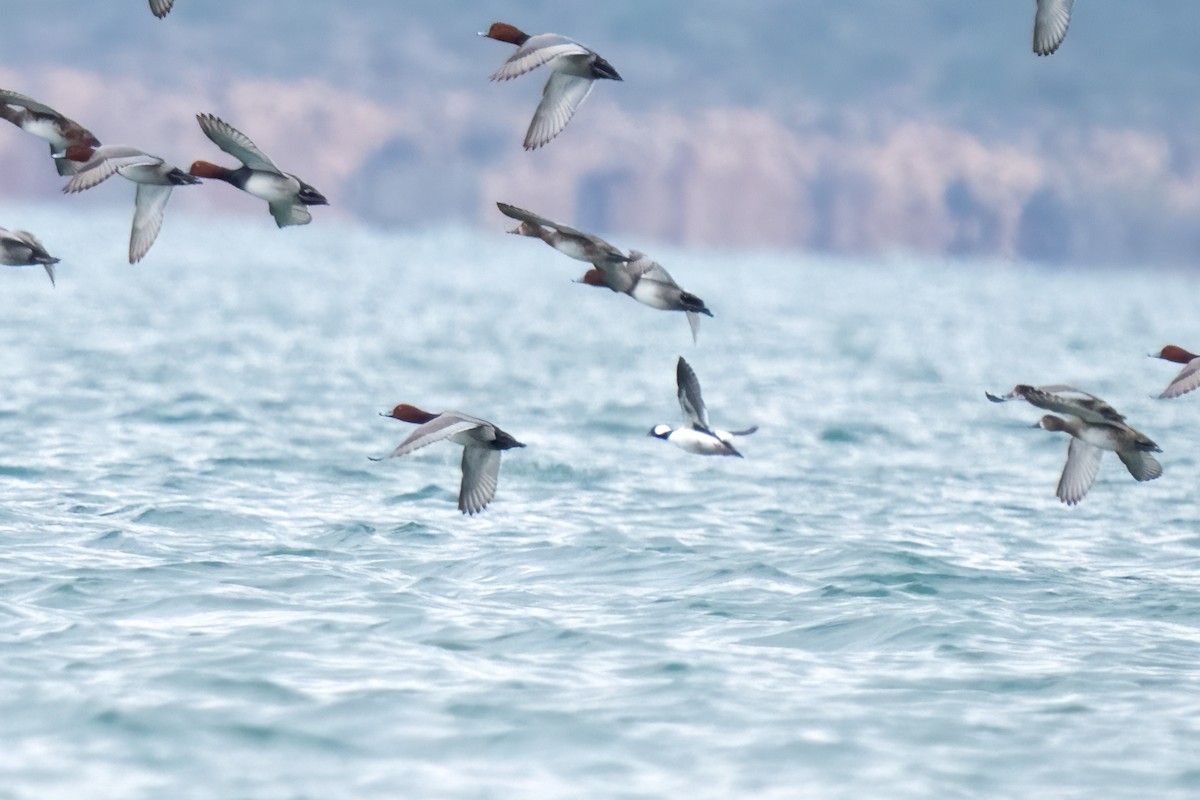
[497,202,712,341]
[1152,345,1200,399]
[479,22,622,150]
[373,404,525,515]
[0,89,101,176]
[190,113,328,228]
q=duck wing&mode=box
[129,183,174,263]
[196,113,281,173]
[63,147,161,193]
[524,70,594,150]
[490,35,590,81]
[1028,386,1126,425]
[459,446,502,515]
[1056,437,1102,506]
[495,202,611,248]
[385,415,482,459]
[1116,450,1163,483]
[149,0,175,17]
[625,250,684,286]
[676,356,711,431]
[496,202,561,229]
[987,384,1126,425]
[269,201,312,228]
[0,89,78,120]
[4,230,51,259]
[0,91,101,175]
[1033,0,1074,56]
[1160,359,1200,399]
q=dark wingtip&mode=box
[592,58,623,82]
[985,391,1007,403]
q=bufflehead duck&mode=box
[650,357,757,457]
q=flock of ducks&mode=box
[0,4,1188,513]
[0,87,328,262]
[0,89,327,264]
[0,12,741,516]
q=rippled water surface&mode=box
[3,206,1200,799]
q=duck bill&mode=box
[592,59,623,82]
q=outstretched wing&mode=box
[385,415,479,459]
[676,357,710,430]
[1033,0,1074,56]
[1160,360,1200,399]
[1116,450,1163,483]
[196,113,280,172]
[459,447,502,515]
[524,70,594,150]
[1056,437,1102,506]
[625,250,679,286]
[496,202,591,240]
[62,147,161,193]
[1026,385,1126,425]
[986,384,1126,425]
[0,89,65,117]
[490,36,590,81]
[129,183,174,263]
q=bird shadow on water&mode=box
[382,484,454,509]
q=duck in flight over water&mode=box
[987,384,1162,505]
[479,22,622,150]
[650,357,757,457]
[374,404,525,515]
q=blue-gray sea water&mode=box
[2,205,1199,799]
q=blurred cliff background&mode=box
[2,0,1198,265]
